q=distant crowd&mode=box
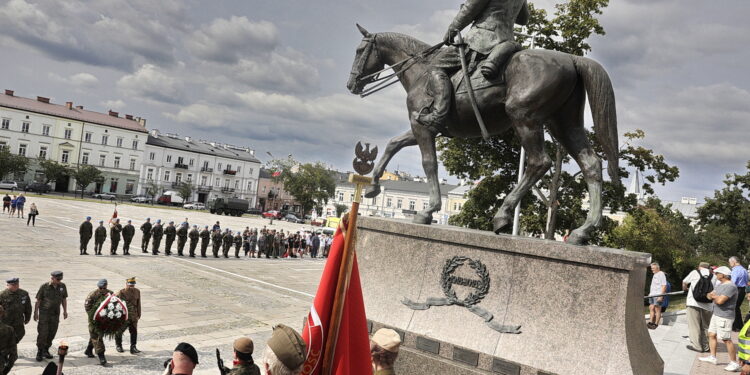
[3,193,39,226]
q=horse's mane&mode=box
[377,32,431,55]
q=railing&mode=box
[201,167,213,172]
[221,187,235,193]
[197,185,212,191]
[171,182,184,188]
[174,163,188,169]
[223,169,237,175]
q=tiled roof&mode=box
[146,135,260,163]
[0,92,148,133]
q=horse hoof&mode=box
[413,212,432,225]
[566,231,587,245]
[492,216,510,234]
[364,184,381,198]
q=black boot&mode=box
[43,348,53,359]
[115,336,124,353]
[414,69,451,135]
[98,353,107,366]
[130,332,141,353]
[84,342,95,358]
[480,41,520,80]
[36,349,43,361]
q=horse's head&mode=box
[347,24,384,95]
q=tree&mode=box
[38,159,71,184]
[267,157,336,216]
[72,165,104,198]
[334,204,348,218]
[0,147,29,180]
[176,182,194,203]
[144,181,160,202]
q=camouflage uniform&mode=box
[225,363,261,375]
[110,222,122,255]
[114,287,141,353]
[176,225,189,256]
[212,230,222,258]
[164,225,177,256]
[233,233,243,258]
[94,225,107,255]
[188,227,200,257]
[200,228,211,257]
[140,221,153,252]
[0,287,32,343]
[79,220,93,255]
[151,223,164,255]
[84,288,113,355]
[222,232,234,258]
[35,282,67,353]
[122,223,135,255]
[0,319,17,375]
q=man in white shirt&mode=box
[683,262,716,352]
[648,262,668,329]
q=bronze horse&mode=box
[346,26,619,244]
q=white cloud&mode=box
[186,16,278,64]
[101,99,126,110]
[48,72,99,87]
[117,64,185,104]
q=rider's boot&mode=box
[413,69,451,134]
[480,41,521,80]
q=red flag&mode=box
[109,205,118,224]
[272,171,281,177]
[301,224,372,375]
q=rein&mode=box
[356,39,443,98]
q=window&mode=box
[386,197,392,207]
[132,140,138,150]
[201,176,208,186]
[109,178,118,193]
[125,180,135,195]
[237,166,241,174]
[99,154,106,166]
[234,180,239,189]
[18,144,27,156]
[189,158,194,166]
[202,161,209,171]
[1,119,9,129]
[101,135,108,145]
[227,164,232,172]
[409,201,415,210]
[116,137,123,147]
[166,155,172,163]
[187,174,192,183]
[130,159,136,170]
[146,168,154,180]
[175,173,182,183]
[61,150,70,163]
[350,193,354,202]
[397,199,403,209]
[177,156,184,165]
[149,152,155,161]
[338,192,344,201]
[0,141,7,150]
[423,202,429,210]
[164,171,171,182]
[85,132,92,142]
[224,178,230,188]
[114,156,121,169]
[42,125,51,136]
[215,177,220,187]
[217,163,222,171]
[249,168,254,175]
[247,181,253,191]
[82,152,89,165]
[64,129,72,139]
[39,146,48,159]
[21,122,29,133]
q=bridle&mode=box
[352,34,443,98]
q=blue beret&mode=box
[86,216,91,220]
[97,279,107,288]
[6,277,19,284]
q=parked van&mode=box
[157,190,185,206]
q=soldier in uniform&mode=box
[0,278,32,344]
[221,337,261,375]
[110,218,122,255]
[115,277,141,354]
[273,230,283,258]
[93,220,107,255]
[151,219,164,255]
[164,221,177,256]
[413,0,529,135]
[79,216,93,255]
[34,271,68,362]
[257,229,267,258]
[122,219,135,255]
[140,218,153,253]
[188,225,199,258]
[0,305,18,375]
[211,229,222,258]
[248,229,258,258]
[84,279,112,366]
[176,222,189,256]
[222,229,234,258]
[242,227,251,257]
[233,230,243,258]
[199,225,211,258]
[265,229,274,259]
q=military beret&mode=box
[371,328,401,353]
[86,216,91,220]
[127,277,136,285]
[267,324,306,370]
[127,220,132,223]
[156,219,161,223]
[99,220,104,224]
[97,279,108,288]
[233,337,254,354]
[174,342,199,364]
[51,271,63,279]
[6,277,19,284]
[169,221,174,224]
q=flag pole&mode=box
[321,173,369,375]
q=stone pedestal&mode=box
[356,217,663,375]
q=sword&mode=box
[455,32,490,141]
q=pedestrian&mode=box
[140,218,153,253]
[371,328,401,375]
[26,202,39,226]
[34,271,68,362]
[0,277,32,344]
[683,262,717,352]
[115,277,141,354]
[211,229,222,258]
[122,219,135,255]
[8,195,16,217]
[176,222,189,256]
[221,337,261,374]
[324,235,332,258]
[199,225,211,258]
[257,229,267,258]
[223,229,234,258]
[311,233,321,259]
[79,216,93,255]
[15,193,25,218]
[84,279,112,366]
[249,229,258,258]
[234,230,243,258]
[261,324,306,375]
[647,262,668,329]
[188,225,199,258]
[273,230,282,259]
[164,342,198,375]
[164,221,177,256]
[0,305,18,374]
[2,193,10,213]
[151,219,164,255]
[730,256,749,331]
[94,220,107,255]
[110,218,122,255]
[243,227,251,257]
[736,319,750,374]
[699,266,742,371]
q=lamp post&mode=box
[512,31,537,237]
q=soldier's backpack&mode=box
[693,270,714,303]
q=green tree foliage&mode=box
[176,182,194,203]
[72,165,104,198]
[268,157,336,216]
[0,147,29,180]
[38,159,71,184]
[334,204,348,218]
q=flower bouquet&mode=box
[87,293,131,339]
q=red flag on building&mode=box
[301,223,372,375]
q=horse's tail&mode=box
[573,56,620,186]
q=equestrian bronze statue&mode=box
[346,14,620,244]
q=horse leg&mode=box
[412,125,441,225]
[365,130,418,198]
[492,122,551,233]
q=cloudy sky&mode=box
[0,0,748,202]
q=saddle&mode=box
[450,56,508,99]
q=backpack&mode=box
[692,270,714,303]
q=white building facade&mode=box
[139,130,261,205]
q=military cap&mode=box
[97,279,108,288]
[267,324,306,370]
[51,271,63,279]
[204,225,209,228]
[127,277,136,285]
[233,337,254,354]
[371,328,401,353]
[99,220,104,224]
[174,342,199,364]
[169,221,174,224]
[6,277,19,284]
[127,219,132,223]
[192,225,197,228]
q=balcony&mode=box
[172,182,186,188]
[201,167,213,173]
[221,187,235,193]
[223,169,237,175]
[174,163,188,169]
[197,185,213,192]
